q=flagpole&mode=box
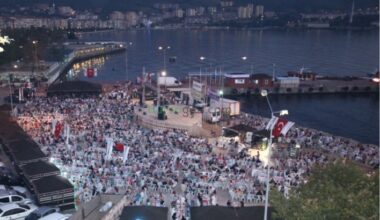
[157,71,160,118]
[262,89,290,220]
[142,67,145,106]
[8,74,13,116]
[264,115,273,220]
[265,95,273,116]
[262,89,273,220]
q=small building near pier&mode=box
[277,77,300,89]
[224,73,251,88]
[250,73,274,89]
[223,73,274,95]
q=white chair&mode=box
[247,194,254,203]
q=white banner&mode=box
[65,124,70,146]
[106,137,114,161]
[123,146,130,164]
[51,119,57,135]
[192,81,203,92]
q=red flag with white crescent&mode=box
[271,118,294,137]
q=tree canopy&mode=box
[271,160,379,220]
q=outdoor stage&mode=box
[134,101,211,136]
[134,100,272,165]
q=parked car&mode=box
[38,212,71,220]
[25,207,59,220]
[0,203,37,220]
[0,186,28,198]
[0,192,32,205]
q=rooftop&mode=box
[32,176,73,194]
[21,161,60,178]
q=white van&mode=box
[203,107,221,123]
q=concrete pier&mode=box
[187,73,379,96]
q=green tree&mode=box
[271,160,379,220]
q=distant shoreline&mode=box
[74,25,378,34]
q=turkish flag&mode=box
[87,68,95,78]
[115,143,124,152]
[272,118,288,137]
[54,122,63,139]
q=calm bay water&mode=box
[236,93,379,145]
[70,29,379,145]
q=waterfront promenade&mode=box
[0,42,126,88]
[46,42,126,85]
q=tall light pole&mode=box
[199,56,206,104]
[261,89,288,220]
[125,42,133,83]
[218,90,223,123]
[199,56,205,84]
[200,56,218,104]
[32,40,38,80]
[158,45,170,72]
[8,73,13,115]
[158,46,170,91]
[157,70,166,119]
[142,66,146,106]
[241,56,253,74]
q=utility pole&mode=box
[157,70,160,118]
[125,45,128,82]
[8,74,13,116]
[142,67,146,106]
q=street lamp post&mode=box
[8,74,13,115]
[125,42,133,83]
[32,40,38,80]
[200,56,218,104]
[158,46,170,91]
[218,90,223,123]
[199,56,207,104]
[261,89,288,220]
[142,67,146,106]
[157,70,166,119]
[199,56,205,86]
[242,56,253,74]
[158,45,170,71]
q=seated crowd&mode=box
[15,85,378,220]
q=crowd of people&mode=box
[238,113,379,169]
[15,84,378,220]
